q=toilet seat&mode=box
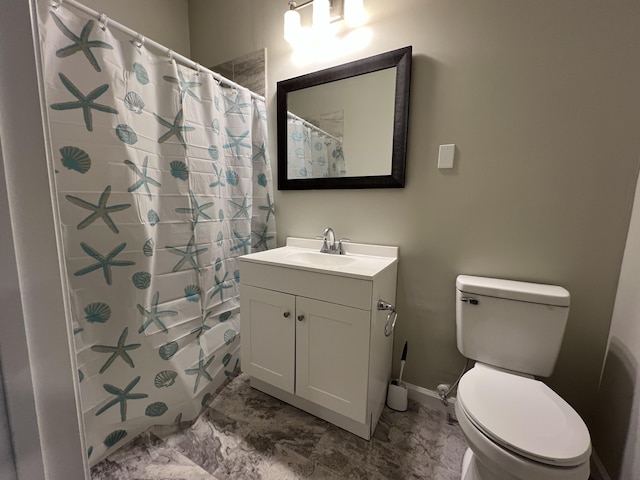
[457,364,591,467]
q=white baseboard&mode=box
[405,382,456,417]
[590,449,611,480]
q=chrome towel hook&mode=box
[378,300,398,337]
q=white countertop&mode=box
[239,237,398,280]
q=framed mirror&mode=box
[277,46,412,190]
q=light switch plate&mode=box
[438,144,455,169]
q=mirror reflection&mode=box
[277,46,412,190]
[286,67,396,179]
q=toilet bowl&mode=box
[454,275,592,480]
[455,364,591,480]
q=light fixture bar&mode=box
[284,0,362,46]
[287,0,345,23]
[288,0,314,11]
[330,0,345,23]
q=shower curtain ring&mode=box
[194,63,201,75]
[210,73,222,86]
[134,34,145,49]
[99,14,109,31]
[52,0,63,9]
[167,49,174,64]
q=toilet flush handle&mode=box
[460,297,479,305]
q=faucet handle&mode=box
[316,235,331,253]
[338,238,351,255]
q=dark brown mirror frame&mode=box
[277,46,412,190]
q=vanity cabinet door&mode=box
[240,285,296,393]
[295,297,370,423]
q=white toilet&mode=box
[454,275,591,480]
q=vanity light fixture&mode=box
[312,0,331,34]
[344,0,366,26]
[284,0,366,45]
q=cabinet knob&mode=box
[297,314,305,322]
[283,312,290,318]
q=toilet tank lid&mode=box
[456,275,570,307]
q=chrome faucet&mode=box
[320,227,336,253]
[318,227,349,255]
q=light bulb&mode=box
[284,8,302,44]
[312,0,331,33]
[344,0,366,26]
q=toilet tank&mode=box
[456,275,570,377]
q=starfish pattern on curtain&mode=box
[38,3,275,466]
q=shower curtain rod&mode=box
[52,0,265,102]
[287,111,341,143]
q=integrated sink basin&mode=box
[239,237,398,280]
[285,251,358,268]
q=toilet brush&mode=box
[387,341,409,411]
[391,341,408,386]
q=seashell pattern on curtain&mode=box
[37,2,276,466]
[286,119,346,179]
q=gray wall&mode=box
[80,0,191,57]
[188,0,640,422]
[591,170,640,478]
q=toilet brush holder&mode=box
[387,380,408,411]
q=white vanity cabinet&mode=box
[239,237,398,440]
[240,286,296,394]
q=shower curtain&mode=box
[287,119,346,178]
[37,2,275,465]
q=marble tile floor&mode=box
[91,373,468,480]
